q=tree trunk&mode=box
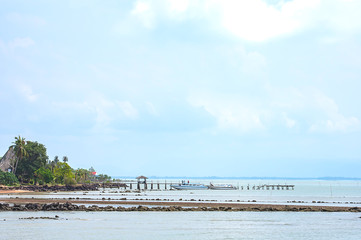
[13,157,20,174]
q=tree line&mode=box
[0,136,111,186]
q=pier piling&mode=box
[109,180,294,192]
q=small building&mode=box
[136,175,148,184]
[136,175,148,190]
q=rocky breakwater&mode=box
[1,202,361,212]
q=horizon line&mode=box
[111,176,361,180]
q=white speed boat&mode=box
[209,183,238,190]
[170,181,208,190]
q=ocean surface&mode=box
[1,179,361,239]
[4,179,361,206]
[1,211,361,240]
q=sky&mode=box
[1,0,361,178]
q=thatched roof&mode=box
[136,175,148,179]
[0,147,14,172]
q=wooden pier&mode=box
[112,179,177,191]
[110,178,295,191]
[240,184,295,191]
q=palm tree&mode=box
[48,159,56,173]
[11,135,28,174]
[75,168,89,183]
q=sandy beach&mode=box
[0,189,32,194]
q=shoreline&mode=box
[0,190,32,194]
[0,183,124,192]
[1,197,361,212]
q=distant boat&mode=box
[171,181,208,190]
[209,183,238,190]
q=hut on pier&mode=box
[136,175,148,190]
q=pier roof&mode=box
[136,175,148,180]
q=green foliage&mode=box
[6,136,112,186]
[75,168,90,184]
[0,170,19,186]
[34,167,54,184]
[64,176,76,186]
[53,162,74,184]
[88,166,97,181]
[16,141,48,182]
[96,174,111,182]
[11,136,28,174]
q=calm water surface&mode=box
[1,211,361,240]
[1,179,361,239]
[4,179,361,206]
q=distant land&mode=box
[113,176,361,181]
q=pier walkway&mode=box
[108,180,295,191]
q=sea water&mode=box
[1,179,361,239]
[5,179,361,207]
[1,211,361,240]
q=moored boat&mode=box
[209,183,238,190]
[170,181,208,190]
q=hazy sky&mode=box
[1,0,361,177]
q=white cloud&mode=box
[189,87,360,134]
[318,35,344,44]
[9,37,35,48]
[0,37,35,54]
[131,0,205,27]
[282,112,296,128]
[117,101,139,119]
[166,0,191,15]
[129,0,361,42]
[93,97,115,126]
[220,0,361,41]
[219,0,317,42]
[310,117,360,132]
[18,84,38,102]
[112,18,139,35]
[90,98,139,128]
[238,48,267,75]
[310,92,360,132]
[269,85,360,133]
[318,0,361,33]
[52,96,139,130]
[188,93,265,133]
[145,101,158,116]
[52,101,92,112]
[6,12,46,27]
[131,1,156,29]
